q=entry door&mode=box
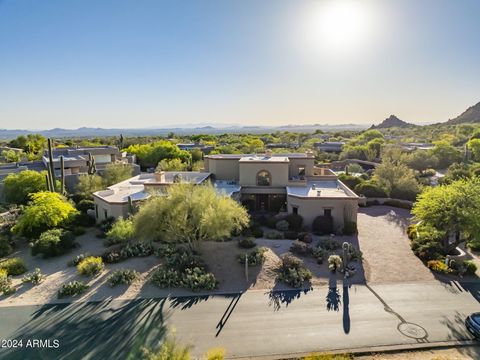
[256,194,269,211]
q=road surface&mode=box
[0,281,479,359]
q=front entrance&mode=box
[241,193,287,213]
[256,194,269,211]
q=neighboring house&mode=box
[94,151,359,233]
[265,143,299,149]
[400,142,434,152]
[176,143,215,154]
[314,141,345,153]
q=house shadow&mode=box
[1,298,169,360]
[266,285,313,311]
[359,205,412,231]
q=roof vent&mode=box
[312,183,316,190]
[317,190,321,197]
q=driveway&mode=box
[358,206,435,284]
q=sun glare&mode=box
[302,0,376,58]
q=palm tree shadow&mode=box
[326,277,341,312]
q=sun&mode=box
[302,0,375,57]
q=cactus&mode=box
[59,155,65,195]
[87,153,97,175]
[45,174,51,192]
[127,196,135,214]
[46,138,56,192]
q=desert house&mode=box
[93,151,359,233]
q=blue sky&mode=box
[0,0,479,129]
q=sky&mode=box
[0,0,479,129]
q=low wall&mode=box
[359,196,413,209]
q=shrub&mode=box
[463,260,478,276]
[275,220,289,232]
[237,247,267,266]
[0,257,27,275]
[411,227,445,261]
[318,237,340,251]
[278,254,312,288]
[21,268,45,285]
[406,224,418,240]
[155,244,178,258]
[284,231,299,240]
[250,226,264,238]
[338,173,363,190]
[101,249,123,264]
[77,256,104,276]
[298,232,313,243]
[31,229,75,258]
[328,255,342,272]
[99,217,116,233]
[290,240,311,255]
[0,236,13,258]
[119,242,154,258]
[165,250,204,272]
[151,268,182,288]
[0,269,16,296]
[354,181,387,198]
[467,240,480,252]
[284,213,303,231]
[265,230,283,239]
[58,281,89,298]
[206,347,226,360]
[105,217,135,245]
[76,199,95,213]
[73,212,96,227]
[238,237,256,249]
[312,247,325,264]
[304,353,353,360]
[266,216,278,229]
[142,333,191,360]
[383,199,413,209]
[107,269,139,287]
[71,227,86,236]
[181,267,218,291]
[312,216,334,235]
[347,247,362,262]
[427,260,452,274]
[343,221,357,235]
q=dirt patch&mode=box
[357,206,435,284]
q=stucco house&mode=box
[93,151,359,233]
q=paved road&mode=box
[0,281,479,360]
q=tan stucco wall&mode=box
[93,197,129,223]
[287,196,358,233]
[239,162,289,187]
[288,157,315,177]
[205,158,240,180]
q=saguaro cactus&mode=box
[59,155,65,195]
[47,138,56,192]
[87,153,97,175]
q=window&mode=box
[292,206,298,215]
[324,208,332,217]
[256,170,271,186]
[95,204,98,219]
[298,165,305,177]
[104,209,108,220]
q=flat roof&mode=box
[239,155,289,163]
[213,180,241,197]
[206,153,313,160]
[287,180,357,199]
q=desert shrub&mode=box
[0,269,16,296]
[238,237,256,249]
[31,229,75,258]
[383,199,413,209]
[312,215,334,235]
[76,199,95,213]
[77,256,104,276]
[141,333,192,360]
[342,221,357,235]
[154,244,178,258]
[266,216,278,229]
[290,240,311,255]
[347,247,363,262]
[68,253,91,267]
[284,213,303,231]
[0,236,13,257]
[107,269,139,287]
[275,220,289,232]
[406,224,418,240]
[318,237,340,251]
[304,353,353,360]
[120,242,154,258]
[206,347,226,360]
[71,226,86,236]
[101,249,124,264]
[105,217,135,245]
[151,268,182,288]
[338,173,363,190]
[328,255,342,272]
[354,181,388,198]
[265,230,283,239]
[181,267,218,291]
[73,212,96,227]
[250,227,264,238]
[467,240,480,252]
[463,260,478,276]
[298,232,313,243]
[21,268,45,285]
[237,247,267,266]
[312,247,325,264]
[427,260,453,274]
[99,217,116,233]
[0,257,27,275]
[411,228,445,261]
[284,231,299,240]
[58,280,89,298]
[278,255,312,288]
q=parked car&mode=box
[465,313,480,338]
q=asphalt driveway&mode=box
[357,206,435,284]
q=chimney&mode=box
[265,149,273,158]
[154,171,166,183]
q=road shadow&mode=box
[0,298,168,360]
[326,277,341,312]
[343,284,350,334]
[266,287,313,311]
[359,205,412,230]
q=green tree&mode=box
[430,141,462,169]
[133,184,249,249]
[156,158,188,172]
[373,160,420,200]
[125,140,191,168]
[468,138,480,161]
[103,163,133,187]
[412,177,480,252]
[3,170,48,205]
[76,174,104,198]
[406,151,438,174]
[1,149,23,163]
[12,192,78,238]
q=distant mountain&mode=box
[371,115,413,129]
[0,123,369,140]
[447,101,480,124]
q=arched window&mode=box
[257,170,271,186]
